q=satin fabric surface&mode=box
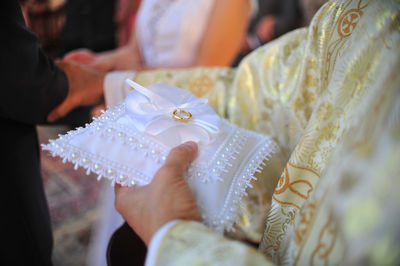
[127,0,400,264]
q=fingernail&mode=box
[184,141,198,150]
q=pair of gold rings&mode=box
[172,109,192,122]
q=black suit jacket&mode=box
[0,1,68,265]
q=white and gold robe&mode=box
[106,0,400,264]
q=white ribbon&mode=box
[124,79,220,145]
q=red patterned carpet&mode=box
[38,126,102,266]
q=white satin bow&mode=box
[124,79,220,145]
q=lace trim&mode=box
[42,103,277,232]
[201,135,277,233]
[44,140,152,186]
[43,104,253,185]
[91,104,170,162]
[188,121,248,183]
[42,104,165,186]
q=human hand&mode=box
[90,103,106,118]
[47,60,105,122]
[89,46,143,71]
[63,49,118,72]
[256,16,275,43]
[114,141,201,246]
[63,49,97,66]
[65,46,142,72]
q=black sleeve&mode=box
[273,0,302,38]
[0,0,68,125]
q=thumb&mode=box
[63,49,95,65]
[163,141,198,173]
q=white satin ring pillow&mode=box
[42,80,276,232]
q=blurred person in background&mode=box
[0,1,105,265]
[241,0,303,57]
[236,0,327,65]
[70,1,255,265]
[63,0,254,71]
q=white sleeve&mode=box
[145,220,181,266]
[104,71,136,107]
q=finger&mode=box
[55,59,67,70]
[64,52,94,65]
[63,52,81,62]
[63,49,92,59]
[114,183,123,193]
[90,57,115,72]
[114,183,140,214]
[47,98,75,122]
[164,141,198,172]
[114,183,141,194]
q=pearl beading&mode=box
[42,104,164,187]
[42,102,277,232]
[188,120,248,183]
[200,134,277,233]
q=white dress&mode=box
[87,1,215,265]
[136,0,215,67]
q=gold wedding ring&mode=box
[172,109,192,122]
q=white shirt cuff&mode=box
[104,71,136,107]
[145,220,181,266]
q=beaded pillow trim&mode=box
[43,103,276,232]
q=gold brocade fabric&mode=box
[134,0,400,264]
